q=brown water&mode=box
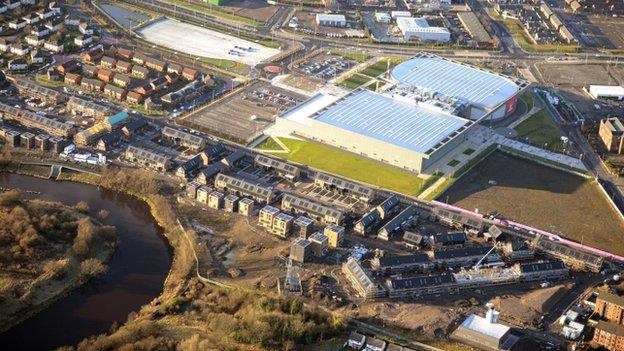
[0,173,172,350]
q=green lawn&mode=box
[514,110,567,152]
[258,38,281,49]
[200,57,248,74]
[519,90,534,111]
[328,50,371,63]
[257,137,426,196]
[339,73,373,90]
[360,58,404,77]
[168,0,261,26]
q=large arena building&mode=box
[273,53,528,174]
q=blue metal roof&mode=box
[107,111,129,126]
[391,57,519,109]
[314,90,469,155]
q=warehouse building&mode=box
[125,145,172,170]
[589,85,624,100]
[281,193,345,225]
[457,12,493,46]
[390,53,524,121]
[315,13,346,27]
[342,257,386,299]
[396,17,450,42]
[214,173,276,203]
[277,88,471,174]
[452,307,518,351]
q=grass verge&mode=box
[257,137,426,196]
[339,73,373,90]
[514,109,566,152]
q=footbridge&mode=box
[19,162,101,180]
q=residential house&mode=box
[25,35,44,46]
[31,24,50,38]
[134,84,153,96]
[97,69,114,83]
[145,57,167,73]
[115,60,132,73]
[149,76,167,90]
[64,15,80,26]
[29,50,45,64]
[182,67,198,80]
[100,56,116,69]
[23,12,40,25]
[0,39,11,52]
[64,72,81,85]
[6,0,20,10]
[74,35,92,47]
[43,38,64,53]
[8,59,28,72]
[83,47,103,62]
[113,73,131,87]
[81,78,105,92]
[45,18,63,32]
[116,48,134,60]
[8,19,26,30]
[126,91,144,104]
[132,53,146,65]
[10,44,30,56]
[36,8,55,20]
[167,63,183,74]
[121,118,147,138]
[82,64,98,78]
[104,84,127,100]
[131,65,149,79]
[78,22,94,35]
[57,59,79,74]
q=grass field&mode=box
[514,110,567,152]
[200,57,248,74]
[328,50,371,63]
[443,151,624,255]
[257,137,426,196]
[339,73,373,90]
[519,90,534,111]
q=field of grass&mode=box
[328,50,371,63]
[514,109,567,152]
[257,38,281,49]
[339,73,373,90]
[200,57,248,74]
[519,90,534,111]
[257,137,426,196]
[168,0,262,26]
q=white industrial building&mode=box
[391,11,411,19]
[587,85,624,100]
[315,13,346,27]
[273,53,526,174]
[390,53,525,120]
[396,17,451,42]
[452,306,519,351]
[374,12,391,23]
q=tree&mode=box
[80,259,108,277]
[97,209,110,219]
[74,201,90,213]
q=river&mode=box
[0,173,172,350]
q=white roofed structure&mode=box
[396,17,450,43]
[391,53,521,117]
[588,85,624,100]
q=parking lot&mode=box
[183,81,304,144]
[292,54,355,81]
